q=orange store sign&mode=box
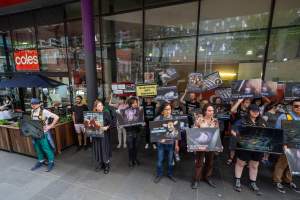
[14,50,40,71]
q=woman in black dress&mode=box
[92,99,112,174]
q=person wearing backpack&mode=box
[272,99,300,194]
[30,98,59,172]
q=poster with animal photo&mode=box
[186,128,222,152]
[231,79,262,99]
[261,81,277,97]
[155,86,179,102]
[149,119,181,142]
[174,115,189,130]
[215,88,232,102]
[281,120,300,149]
[285,148,300,176]
[159,68,178,85]
[187,72,222,93]
[111,82,136,97]
[284,82,300,101]
[117,108,144,127]
[83,112,104,137]
[236,126,284,154]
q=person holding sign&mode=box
[180,89,200,114]
[30,98,59,172]
[191,104,219,189]
[91,100,111,174]
[232,104,266,195]
[154,102,180,183]
[143,97,157,150]
[272,99,300,194]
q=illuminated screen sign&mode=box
[14,50,40,71]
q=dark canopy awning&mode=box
[0,74,65,88]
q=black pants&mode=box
[127,135,138,162]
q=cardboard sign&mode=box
[215,88,232,102]
[14,50,40,71]
[159,68,178,85]
[187,72,222,93]
[174,115,189,130]
[111,82,136,97]
[237,126,283,154]
[186,128,222,152]
[261,81,278,97]
[19,115,44,139]
[285,148,300,176]
[136,84,157,97]
[117,107,144,127]
[282,120,300,148]
[144,72,155,84]
[284,82,300,101]
[155,86,179,102]
[150,119,181,142]
[231,79,262,99]
[83,112,104,137]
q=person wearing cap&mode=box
[272,99,300,194]
[30,98,59,172]
[231,104,266,196]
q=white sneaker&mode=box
[123,144,127,148]
[145,144,149,149]
[117,144,121,149]
[152,144,157,150]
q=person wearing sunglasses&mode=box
[272,99,300,194]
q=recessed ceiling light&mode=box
[246,50,253,55]
[283,58,288,62]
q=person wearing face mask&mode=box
[232,104,266,196]
[72,95,89,151]
[191,104,219,189]
[30,98,59,172]
[91,99,111,174]
[272,99,300,194]
[227,98,252,166]
[124,97,143,167]
[153,102,180,184]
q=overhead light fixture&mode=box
[246,50,253,55]
[283,58,288,62]
[219,72,237,77]
[257,54,263,58]
[199,46,205,52]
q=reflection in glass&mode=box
[101,0,142,14]
[199,0,270,34]
[102,11,142,43]
[272,0,300,27]
[40,48,68,72]
[12,28,36,49]
[145,2,198,39]
[38,23,65,48]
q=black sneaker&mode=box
[46,162,54,172]
[289,182,300,193]
[234,178,242,192]
[31,161,44,171]
[133,159,140,166]
[84,145,88,151]
[274,182,286,194]
[76,146,82,151]
[206,179,216,188]
[191,181,198,189]
[167,175,176,183]
[154,176,162,183]
[103,163,110,174]
[249,182,263,196]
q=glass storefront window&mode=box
[197,30,267,83]
[11,27,36,49]
[101,0,142,15]
[40,48,68,72]
[145,2,198,39]
[272,0,300,27]
[67,20,83,48]
[199,0,271,34]
[102,11,142,43]
[145,37,196,89]
[37,23,65,49]
[265,27,300,82]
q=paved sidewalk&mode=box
[0,146,299,200]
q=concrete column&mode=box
[81,0,97,109]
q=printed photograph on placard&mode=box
[282,120,300,148]
[111,83,136,96]
[236,126,283,154]
[285,148,300,176]
[174,115,189,130]
[83,112,104,137]
[117,107,144,127]
[261,81,277,97]
[150,119,181,142]
[284,82,300,101]
[144,72,155,84]
[231,79,262,99]
[186,128,222,152]
[155,86,179,102]
[159,68,178,85]
[187,72,222,93]
[19,115,44,139]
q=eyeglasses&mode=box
[293,105,300,108]
[164,108,171,111]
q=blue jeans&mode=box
[157,143,174,177]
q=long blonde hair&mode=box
[93,99,103,112]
